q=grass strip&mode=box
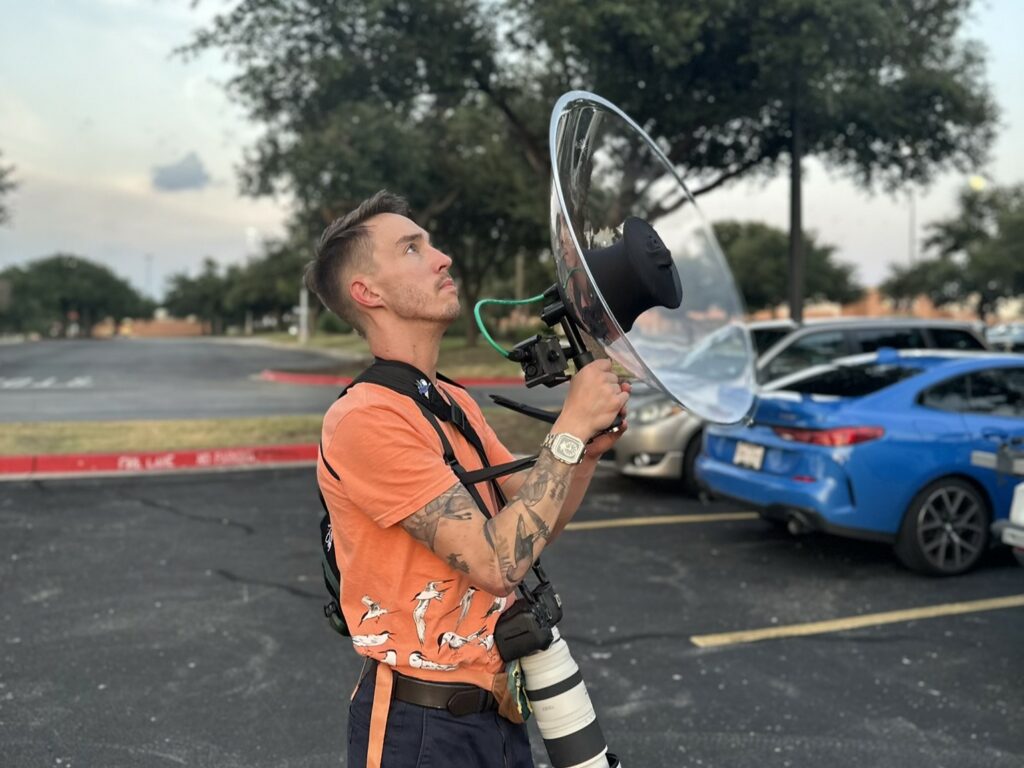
[1,408,551,457]
[260,333,524,380]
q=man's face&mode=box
[364,213,460,325]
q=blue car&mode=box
[697,350,1024,575]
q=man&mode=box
[305,191,629,768]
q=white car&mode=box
[993,475,1024,566]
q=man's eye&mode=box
[406,243,419,254]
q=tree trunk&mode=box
[788,107,805,324]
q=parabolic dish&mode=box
[549,91,756,424]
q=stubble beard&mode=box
[393,285,461,327]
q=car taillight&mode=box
[771,426,885,446]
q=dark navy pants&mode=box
[347,664,535,768]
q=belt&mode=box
[382,664,498,717]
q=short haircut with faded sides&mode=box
[303,190,410,336]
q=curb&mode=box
[0,443,317,481]
[259,369,525,387]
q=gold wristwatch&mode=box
[542,432,586,465]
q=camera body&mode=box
[508,334,570,388]
[494,581,564,661]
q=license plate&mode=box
[733,441,765,471]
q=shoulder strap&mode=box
[346,358,538,503]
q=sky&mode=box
[0,0,1021,301]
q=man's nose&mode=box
[432,246,453,271]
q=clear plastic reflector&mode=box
[549,91,756,424]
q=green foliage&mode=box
[182,0,996,327]
[880,184,1024,318]
[520,0,997,192]
[0,254,152,336]
[164,258,238,333]
[224,240,307,322]
[713,221,862,312]
[0,150,16,226]
[180,1,549,345]
[317,310,352,335]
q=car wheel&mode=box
[679,432,703,497]
[895,478,991,576]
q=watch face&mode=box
[553,434,584,462]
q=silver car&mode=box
[614,317,988,493]
[987,322,1024,352]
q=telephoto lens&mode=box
[520,628,621,768]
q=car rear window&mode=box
[751,328,791,356]
[929,328,985,350]
[853,327,926,352]
[781,363,923,397]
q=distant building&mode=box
[751,288,1019,324]
[92,310,207,338]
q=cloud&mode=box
[151,152,210,192]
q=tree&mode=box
[181,1,548,344]
[880,184,1024,319]
[0,254,151,336]
[225,240,307,329]
[878,258,963,313]
[515,0,998,322]
[0,151,16,226]
[186,0,996,331]
[713,221,862,314]
[164,258,237,334]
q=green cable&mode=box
[474,293,548,357]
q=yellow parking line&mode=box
[691,593,1024,648]
[566,512,758,531]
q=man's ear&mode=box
[350,276,384,310]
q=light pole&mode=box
[907,188,916,264]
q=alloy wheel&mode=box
[915,486,986,573]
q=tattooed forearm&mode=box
[503,512,550,583]
[485,448,572,590]
[524,505,551,542]
[399,448,579,596]
[517,452,570,507]
[401,484,475,549]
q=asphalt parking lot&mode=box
[0,339,559,422]
[2,467,1022,767]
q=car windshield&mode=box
[781,362,923,397]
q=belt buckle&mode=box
[446,688,485,717]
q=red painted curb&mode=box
[259,369,524,387]
[0,443,318,479]
[260,370,354,387]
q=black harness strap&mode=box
[351,359,537,505]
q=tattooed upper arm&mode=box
[399,481,506,591]
[400,482,480,551]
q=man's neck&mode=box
[367,324,445,382]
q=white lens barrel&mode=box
[521,629,612,768]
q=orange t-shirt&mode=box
[318,379,517,690]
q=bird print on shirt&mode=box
[359,595,390,625]
[409,651,459,671]
[441,586,476,630]
[350,631,394,648]
[412,579,452,645]
[438,626,493,653]
[483,596,507,619]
